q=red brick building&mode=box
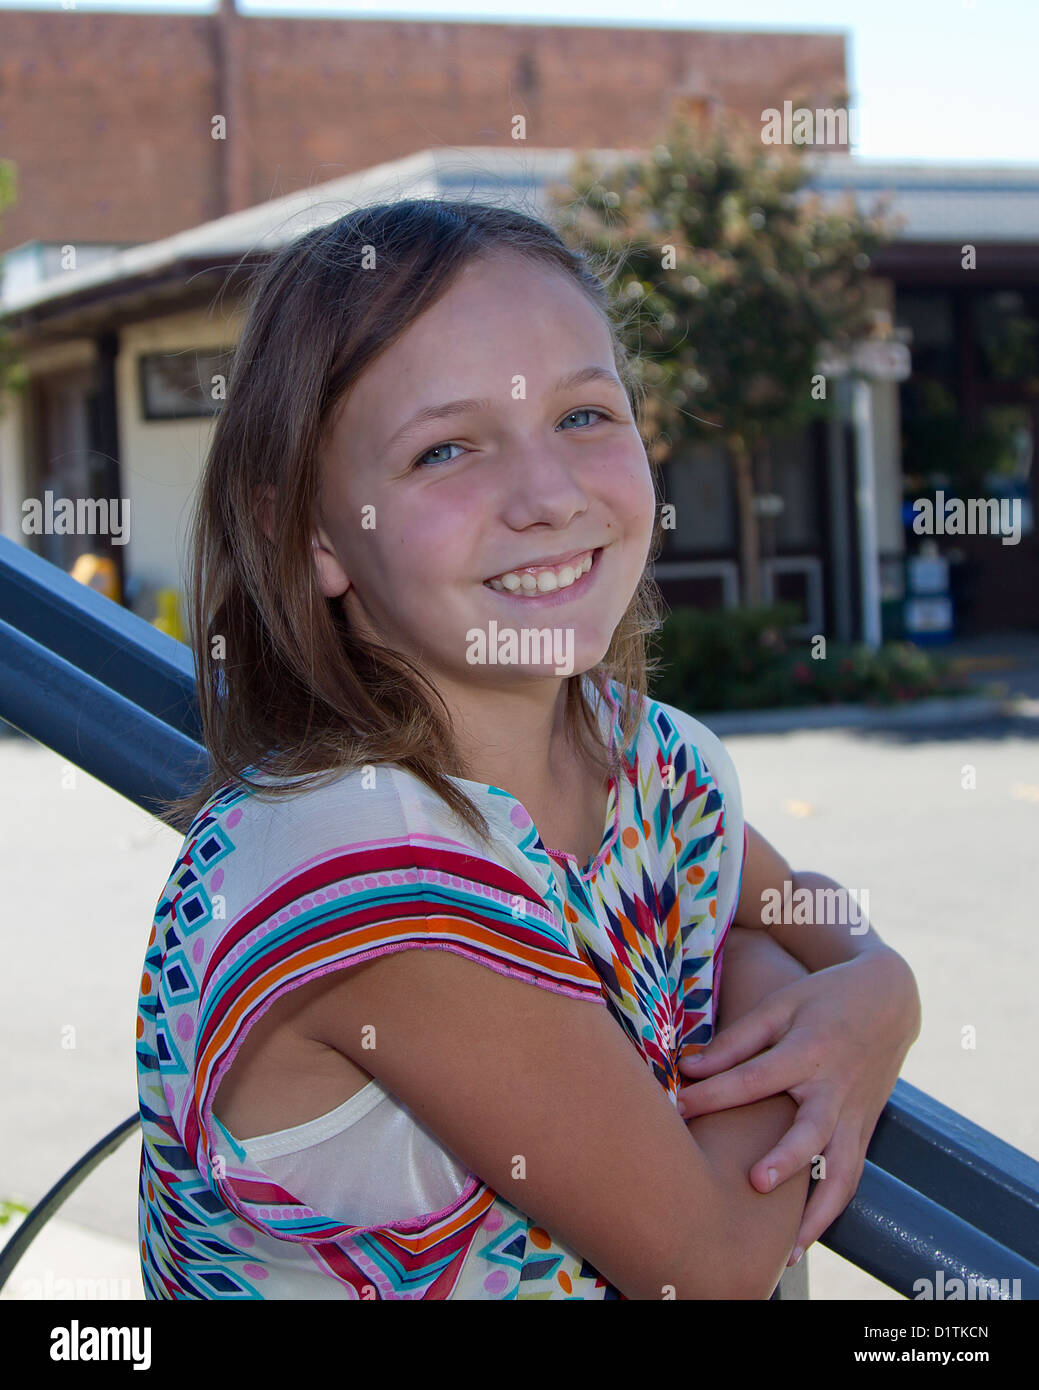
[0,1,848,254]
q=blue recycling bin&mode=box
[903,545,955,645]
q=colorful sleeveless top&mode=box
[136,676,747,1299]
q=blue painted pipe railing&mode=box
[2,533,1038,1300]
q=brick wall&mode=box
[0,3,846,254]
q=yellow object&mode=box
[69,552,121,604]
[152,588,186,643]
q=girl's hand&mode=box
[676,946,921,1265]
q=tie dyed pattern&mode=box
[136,676,746,1299]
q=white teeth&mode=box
[487,551,594,595]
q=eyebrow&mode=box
[381,365,626,455]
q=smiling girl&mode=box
[136,198,921,1300]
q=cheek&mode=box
[605,450,658,531]
[418,475,502,544]
[385,501,473,584]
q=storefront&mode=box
[652,161,1039,640]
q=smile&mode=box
[484,549,596,595]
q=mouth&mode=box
[483,547,603,603]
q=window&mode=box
[139,347,235,420]
[767,429,819,549]
[974,290,1039,384]
[662,442,736,555]
[895,292,956,379]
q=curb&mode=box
[696,692,1039,736]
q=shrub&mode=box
[648,605,972,712]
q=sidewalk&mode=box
[939,628,1039,698]
[0,1213,144,1301]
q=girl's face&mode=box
[312,250,656,699]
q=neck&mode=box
[440,675,585,798]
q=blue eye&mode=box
[413,407,610,469]
[415,441,465,468]
[560,408,609,430]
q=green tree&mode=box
[549,114,895,606]
[0,158,27,411]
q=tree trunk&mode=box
[757,439,775,569]
[728,437,762,608]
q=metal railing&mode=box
[2,533,1038,1301]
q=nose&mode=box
[498,437,591,529]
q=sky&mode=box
[3,0,1037,164]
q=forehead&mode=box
[336,253,614,424]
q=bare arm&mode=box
[737,824,919,997]
[680,925,813,1294]
[294,943,780,1300]
[674,820,921,1266]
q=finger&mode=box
[746,1092,839,1194]
[677,1043,804,1118]
[678,1003,786,1080]
[787,1132,864,1264]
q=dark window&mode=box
[974,290,1039,384]
[661,442,736,555]
[895,291,956,379]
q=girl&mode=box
[136,198,921,1300]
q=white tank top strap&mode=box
[231,1079,389,1160]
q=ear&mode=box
[254,487,351,600]
[311,529,351,600]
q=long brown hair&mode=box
[159,197,667,847]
